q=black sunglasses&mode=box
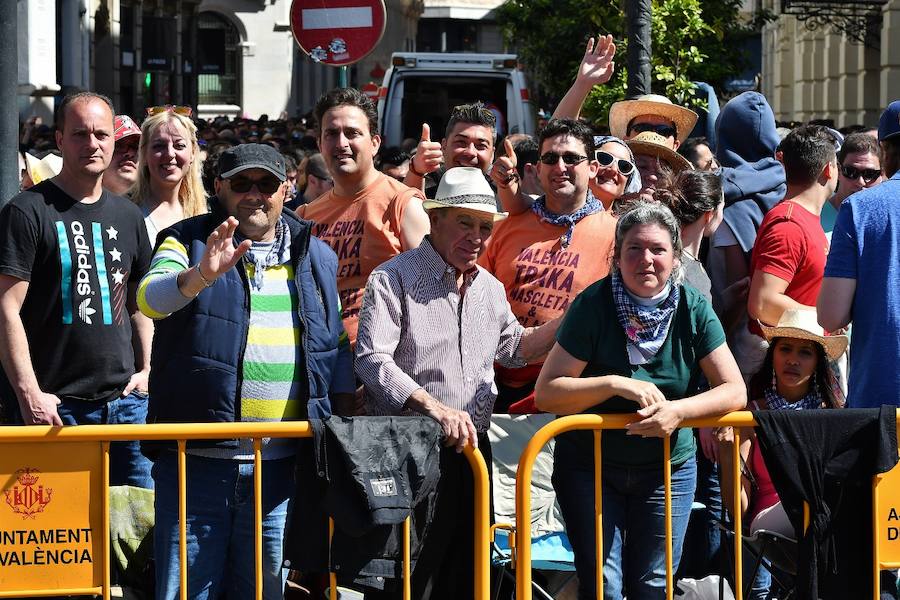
[539,152,589,166]
[840,164,881,184]
[595,150,635,175]
[628,122,677,139]
[227,176,282,194]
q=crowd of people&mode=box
[2,32,900,600]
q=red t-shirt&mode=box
[749,200,828,336]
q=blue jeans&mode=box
[553,450,697,600]
[152,452,293,600]
[56,391,153,489]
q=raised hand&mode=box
[199,217,252,281]
[410,123,444,177]
[490,137,519,190]
[576,34,617,87]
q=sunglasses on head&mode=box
[146,105,193,118]
[595,150,635,175]
[628,122,677,139]
[840,164,881,184]
[227,175,282,194]
[538,152,589,166]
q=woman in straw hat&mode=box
[718,308,846,598]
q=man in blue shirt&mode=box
[819,100,900,407]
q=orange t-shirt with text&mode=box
[298,173,423,344]
[479,209,617,386]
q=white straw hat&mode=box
[759,309,848,360]
[626,131,694,173]
[422,167,507,221]
[609,94,699,145]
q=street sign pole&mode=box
[339,66,348,88]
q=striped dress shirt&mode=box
[355,237,526,432]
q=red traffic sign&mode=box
[361,81,379,99]
[290,0,386,67]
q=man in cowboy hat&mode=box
[550,35,698,150]
[626,129,694,201]
[355,166,559,600]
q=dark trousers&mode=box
[367,432,492,600]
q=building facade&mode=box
[760,0,900,126]
[18,0,202,122]
[17,0,422,122]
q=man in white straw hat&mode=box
[355,166,560,600]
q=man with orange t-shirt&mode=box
[298,88,430,345]
[479,119,617,412]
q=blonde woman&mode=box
[131,107,207,245]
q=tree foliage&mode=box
[496,0,772,126]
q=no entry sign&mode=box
[290,0,387,66]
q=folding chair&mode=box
[488,414,577,600]
[716,521,798,599]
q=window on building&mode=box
[197,12,240,106]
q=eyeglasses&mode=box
[628,122,677,139]
[595,150,635,175]
[227,176,282,195]
[538,152,589,166]
[146,105,193,118]
[840,164,881,184]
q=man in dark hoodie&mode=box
[706,92,787,379]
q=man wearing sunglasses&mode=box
[820,132,883,240]
[819,100,900,411]
[137,143,354,599]
[479,119,617,412]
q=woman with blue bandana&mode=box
[535,202,746,600]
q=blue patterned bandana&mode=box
[236,217,290,290]
[612,271,680,363]
[763,386,822,411]
[530,191,602,249]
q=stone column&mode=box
[18,0,60,121]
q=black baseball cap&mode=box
[218,143,286,181]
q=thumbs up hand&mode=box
[410,123,444,178]
[490,137,520,190]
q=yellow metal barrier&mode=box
[0,421,491,600]
[514,411,900,600]
[513,412,778,600]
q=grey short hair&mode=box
[613,201,683,275]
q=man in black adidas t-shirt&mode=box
[0,92,154,487]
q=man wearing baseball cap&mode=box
[102,114,142,196]
[137,143,354,599]
[819,100,900,409]
[355,166,560,599]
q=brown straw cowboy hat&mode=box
[759,309,848,360]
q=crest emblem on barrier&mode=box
[4,468,53,519]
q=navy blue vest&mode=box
[147,206,349,437]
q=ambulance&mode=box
[376,52,535,146]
